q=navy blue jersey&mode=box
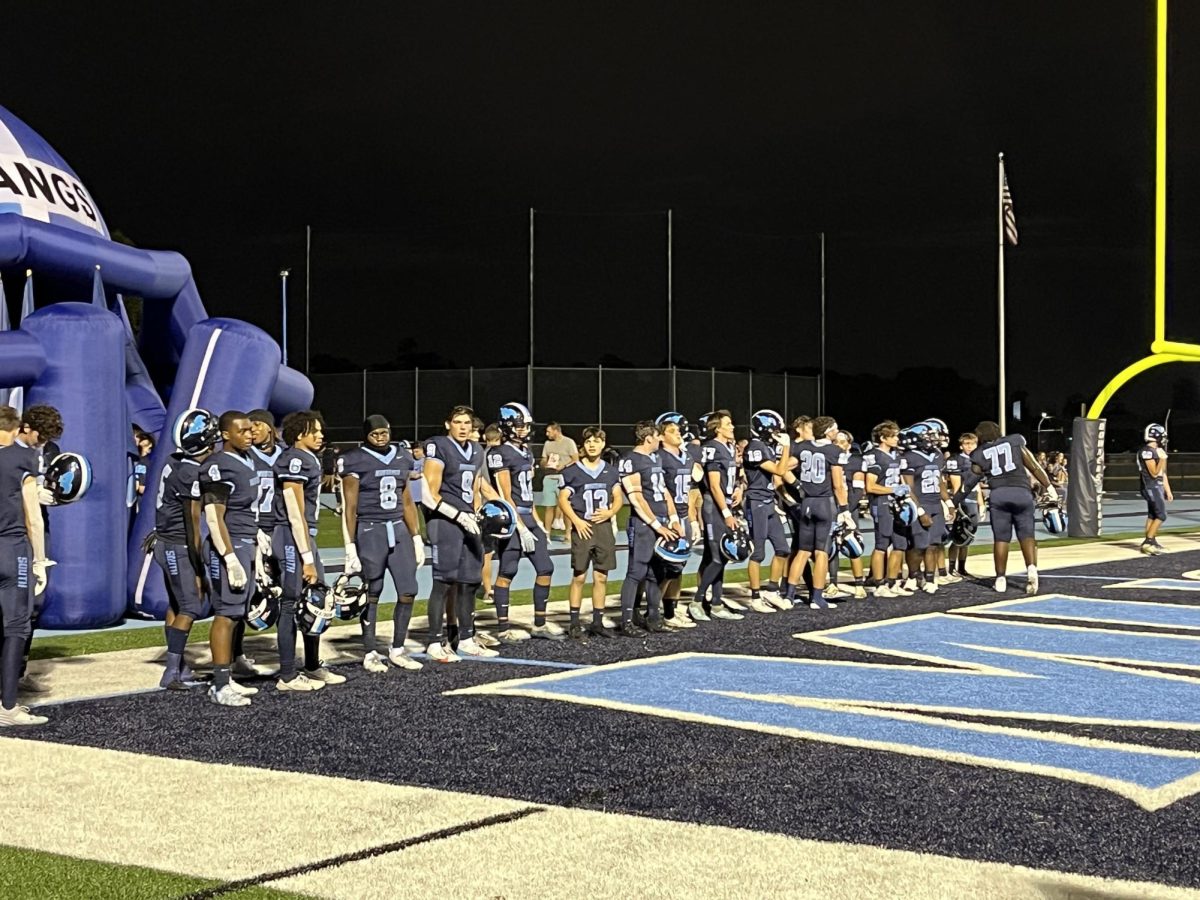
[338,443,414,523]
[424,435,482,515]
[619,450,669,518]
[1136,443,1166,490]
[903,449,946,509]
[701,439,738,500]
[944,452,972,484]
[0,443,37,538]
[658,446,695,507]
[250,444,283,530]
[742,438,779,502]
[486,442,536,511]
[686,443,704,466]
[846,451,866,486]
[560,460,621,519]
[273,447,322,531]
[793,439,846,499]
[154,454,204,543]
[201,449,261,538]
[865,447,904,502]
[970,434,1029,489]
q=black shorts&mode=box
[154,540,205,619]
[357,519,418,597]
[1142,485,1168,523]
[871,499,908,552]
[795,495,836,554]
[0,535,33,639]
[989,486,1037,543]
[746,499,788,562]
[497,510,554,578]
[428,516,484,584]
[571,522,617,573]
[206,535,256,618]
[273,525,326,599]
[910,508,946,551]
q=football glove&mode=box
[256,529,273,558]
[1044,485,1059,503]
[412,535,426,568]
[223,553,247,590]
[344,543,363,575]
[518,525,537,553]
[32,558,55,596]
[454,510,481,535]
[836,510,856,530]
[891,484,911,497]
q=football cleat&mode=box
[994,576,1008,593]
[209,684,251,707]
[1026,566,1039,595]
[426,642,460,663]
[687,601,711,622]
[457,638,500,658]
[277,673,324,692]
[304,666,347,685]
[226,678,258,696]
[0,705,48,726]
[709,605,744,621]
[530,621,567,641]
[586,621,616,638]
[616,620,645,637]
[387,647,424,670]
[496,628,531,642]
[761,590,792,611]
[231,657,264,678]
[663,613,696,629]
[473,630,500,649]
[747,597,776,614]
[363,651,389,674]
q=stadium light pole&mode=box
[279,268,290,367]
[304,225,311,374]
[819,231,826,415]
[529,207,535,404]
[667,208,673,370]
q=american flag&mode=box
[1002,169,1019,246]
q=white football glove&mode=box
[836,510,855,530]
[1157,447,1168,460]
[32,559,56,596]
[344,542,363,575]
[1044,485,1059,503]
[454,510,481,535]
[37,487,56,507]
[223,553,247,590]
[775,432,791,448]
[518,525,537,554]
[256,529,273,558]
[412,535,426,568]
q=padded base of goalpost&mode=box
[1068,417,1106,537]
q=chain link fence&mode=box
[311,367,819,445]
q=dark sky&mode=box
[6,1,1196,431]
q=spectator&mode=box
[540,421,579,540]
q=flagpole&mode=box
[998,153,1007,434]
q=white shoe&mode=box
[231,656,263,678]
[852,585,868,599]
[921,582,938,595]
[874,585,898,598]
[209,684,251,706]
[891,584,914,597]
[601,615,617,631]
[0,704,48,726]
[825,583,844,599]
[761,590,791,611]
[388,647,424,671]
[688,602,711,622]
[474,630,500,649]
[722,597,748,612]
[277,673,324,692]
[902,579,918,592]
[497,628,531,642]
[994,576,1007,593]
[663,614,696,629]
[1025,566,1039,595]
[531,621,567,641]
[748,597,776,614]
[710,606,744,621]
[227,678,259,696]
[940,573,963,584]
[426,642,460,663]
[363,651,389,674]
[458,637,500,658]
[305,667,347,685]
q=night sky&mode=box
[5,2,1197,438]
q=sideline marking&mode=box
[176,806,545,899]
[1106,578,1200,591]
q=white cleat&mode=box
[994,576,1008,593]
[663,614,696,629]
[891,584,914,597]
[0,704,48,726]
[939,573,963,585]
[363,651,389,674]
[709,606,744,621]
[473,630,501,649]
[227,678,259,696]
[722,597,749,613]
[387,647,424,671]
[531,621,567,641]
[761,590,792,611]
[902,579,918,593]
[747,597,776,614]
[688,602,711,622]
[852,584,868,599]
[457,638,500,658]
[496,628,531,643]
[873,585,898,598]
[825,583,844,599]
[921,582,938,595]
[209,684,251,706]
[277,673,324,692]
[426,642,460,663]
[304,667,347,685]
[1025,566,1039,595]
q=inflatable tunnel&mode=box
[0,105,313,627]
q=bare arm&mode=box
[21,477,45,561]
[341,476,359,545]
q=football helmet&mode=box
[173,408,219,458]
[479,497,518,540]
[719,517,753,562]
[890,494,919,527]
[331,572,369,620]
[924,418,950,449]
[44,452,92,504]
[750,409,784,442]
[296,581,334,636]
[654,534,692,565]
[697,411,715,436]
[498,402,534,443]
[246,588,280,631]
[896,427,916,452]
[1040,499,1068,535]
[833,521,866,559]
[655,411,695,442]
[948,512,977,547]
[1144,422,1167,444]
[910,422,938,452]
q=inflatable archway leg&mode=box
[1088,353,1200,419]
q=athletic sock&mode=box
[232,619,245,659]
[361,598,379,653]
[811,588,824,607]
[493,585,510,628]
[751,589,761,599]
[663,598,675,619]
[458,586,479,639]
[276,598,297,681]
[164,651,183,680]
[938,567,948,577]
[302,634,321,672]
[569,608,580,625]
[592,608,605,627]
[618,576,639,625]
[765,581,779,593]
[212,664,231,690]
[165,625,189,656]
[646,581,662,617]
[2,635,24,708]
[533,583,550,627]
[392,598,416,648]
[427,581,450,643]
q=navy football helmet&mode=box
[655,411,694,442]
[498,402,534,443]
[719,517,753,562]
[925,418,950,449]
[44,452,92,504]
[697,411,715,437]
[1145,422,1167,444]
[296,581,334,636]
[246,588,281,631]
[750,409,784,442]
[479,497,518,540]
[910,422,938,452]
[890,494,919,527]
[331,572,369,620]
[654,535,692,565]
[1040,499,1068,535]
[173,407,219,458]
[833,521,866,559]
[948,512,977,547]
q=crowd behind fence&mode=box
[311,366,821,444]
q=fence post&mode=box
[748,370,753,419]
[361,369,367,422]
[783,372,789,421]
[711,367,716,411]
[469,365,474,408]
[598,364,603,428]
[528,365,533,409]
[671,366,677,409]
[414,367,420,442]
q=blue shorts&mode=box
[989,486,1036,543]
[154,540,206,619]
[794,495,836,554]
[357,519,418,597]
[428,516,484,585]
[910,508,946,551]
[206,535,256,618]
[746,499,788,562]
[1141,485,1167,522]
[871,499,909,552]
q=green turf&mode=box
[30,523,1199,661]
[0,844,313,899]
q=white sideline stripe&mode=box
[188,327,222,409]
[0,740,1191,900]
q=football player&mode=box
[954,421,1056,594]
[488,402,558,640]
[339,414,430,670]
[617,421,680,635]
[245,409,284,678]
[154,409,219,690]
[1137,423,1172,555]
[655,412,701,628]
[692,410,744,622]
[558,426,623,638]
[742,410,793,612]
[273,410,346,688]
[787,415,851,609]
[200,411,264,707]
[420,406,487,661]
[479,423,503,603]
[944,432,979,577]
[0,405,51,725]
[827,429,867,599]
[901,423,952,594]
[864,421,911,598]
